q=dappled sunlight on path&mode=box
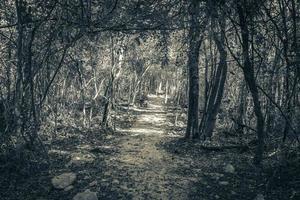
[109,95,193,199]
[117,95,168,137]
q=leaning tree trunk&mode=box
[102,77,113,127]
[200,13,228,140]
[102,36,115,127]
[237,3,265,165]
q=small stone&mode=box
[73,189,98,200]
[219,181,229,185]
[254,194,265,200]
[89,180,98,187]
[104,171,111,176]
[112,179,120,185]
[67,152,95,167]
[51,172,76,189]
[224,164,235,173]
[64,185,74,192]
[215,195,220,199]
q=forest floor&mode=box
[1,95,299,200]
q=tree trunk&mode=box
[237,2,265,165]
[185,0,204,139]
[202,14,228,139]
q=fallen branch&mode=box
[230,117,257,132]
[257,85,299,143]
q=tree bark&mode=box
[202,14,228,139]
[237,2,265,165]
[185,0,204,139]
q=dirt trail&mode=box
[108,95,196,199]
[0,95,265,200]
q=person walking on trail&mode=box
[139,93,148,108]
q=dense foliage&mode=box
[0,0,299,199]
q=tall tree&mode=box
[185,0,206,139]
[236,0,265,165]
[199,1,228,140]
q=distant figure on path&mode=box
[139,93,148,108]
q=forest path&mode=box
[1,95,256,200]
[108,95,197,199]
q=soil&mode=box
[0,95,299,200]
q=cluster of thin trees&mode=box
[0,0,299,166]
[184,0,299,165]
[0,0,181,154]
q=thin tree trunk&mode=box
[165,80,168,104]
[185,0,204,139]
[202,14,228,139]
[237,2,265,165]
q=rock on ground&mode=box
[219,181,229,186]
[51,172,77,189]
[64,185,74,192]
[67,152,95,167]
[254,194,265,200]
[224,164,235,173]
[73,189,98,200]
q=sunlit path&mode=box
[117,95,167,136]
[108,95,192,199]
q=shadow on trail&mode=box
[110,94,268,200]
[113,95,254,199]
[1,95,291,200]
[103,95,198,199]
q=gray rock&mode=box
[89,180,98,187]
[67,152,95,167]
[73,189,98,200]
[51,172,76,189]
[219,181,229,186]
[224,164,235,173]
[254,194,265,200]
[64,185,74,192]
[112,179,120,185]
